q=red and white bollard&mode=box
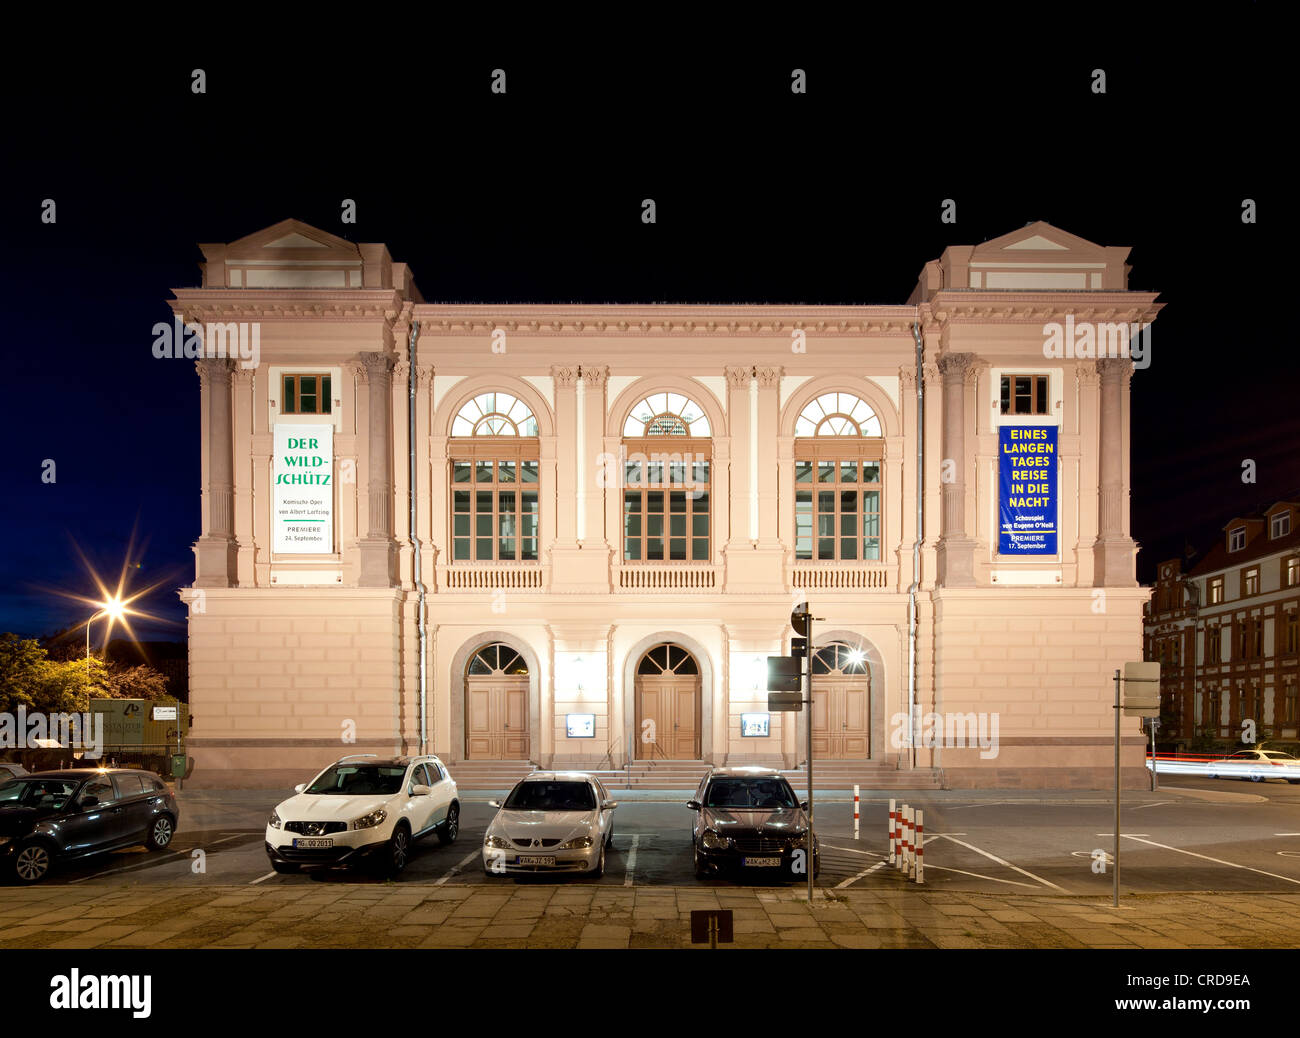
[853,785,860,840]
[888,798,897,865]
[914,808,924,884]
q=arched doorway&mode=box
[811,642,870,759]
[635,643,701,759]
[465,643,530,759]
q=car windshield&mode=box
[504,781,595,812]
[304,765,407,796]
[0,778,80,810]
[705,777,799,809]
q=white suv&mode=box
[265,754,460,876]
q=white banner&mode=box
[273,424,333,553]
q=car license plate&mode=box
[292,838,332,849]
[743,856,781,867]
[516,855,556,866]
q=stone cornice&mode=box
[926,291,1163,327]
[409,305,920,337]
[169,289,407,323]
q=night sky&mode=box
[1,21,1289,643]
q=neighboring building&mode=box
[1145,500,1300,751]
[171,219,1159,789]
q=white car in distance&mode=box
[482,772,617,877]
[265,754,460,876]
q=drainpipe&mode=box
[408,320,428,754]
[908,319,925,771]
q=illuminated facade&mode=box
[173,219,1159,788]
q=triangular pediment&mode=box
[225,218,361,258]
[977,221,1106,256]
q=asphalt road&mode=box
[24,774,1300,896]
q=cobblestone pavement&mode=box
[2,883,1298,949]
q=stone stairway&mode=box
[781,761,944,791]
[447,760,537,790]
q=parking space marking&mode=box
[623,834,640,887]
[835,860,888,888]
[1131,801,1176,810]
[249,871,278,885]
[436,849,480,885]
[930,834,1067,892]
[918,863,1041,889]
[1117,834,1300,886]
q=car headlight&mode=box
[701,830,731,851]
[561,835,593,850]
[352,808,387,830]
[484,835,513,849]
[268,810,282,830]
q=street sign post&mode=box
[1113,661,1161,907]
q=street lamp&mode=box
[85,596,126,681]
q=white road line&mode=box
[70,852,184,883]
[436,849,481,886]
[1095,833,1149,837]
[822,843,884,857]
[249,871,278,885]
[933,834,1068,893]
[1131,801,1176,810]
[1275,833,1300,836]
[623,834,641,887]
[919,864,1041,889]
[1118,834,1300,886]
[835,860,888,887]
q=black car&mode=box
[0,768,180,883]
[687,767,820,880]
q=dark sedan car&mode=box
[688,767,819,881]
[0,768,179,883]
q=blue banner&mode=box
[998,426,1058,555]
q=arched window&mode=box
[636,643,699,675]
[467,642,529,676]
[450,392,540,563]
[794,393,883,562]
[811,642,870,676]
[622,392,712,563]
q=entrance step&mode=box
[782,762,944,790]
[447,760,537,790]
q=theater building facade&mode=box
[173,219,1159,788]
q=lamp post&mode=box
[84,597,126,683]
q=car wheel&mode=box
[1207,769,1218,780]
[693,847,709,880]
[438,804,460,846]
[270,860,300,874]
[145,814,175,851]
[12,841,53,884]
[1251,771,1264,783]
[590,842,605,879]
[383,825,411,877]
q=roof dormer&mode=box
[1225,518,1264,553]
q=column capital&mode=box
[358,351,395,381]
[754,365,783,389]
[579,364,609,388]
[938,351,980,382]
[551,364,580,388]
[194,357,234,386]
[724,365,753,389]
[1096,357,1134,385]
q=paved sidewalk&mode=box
[2,882,1297,949]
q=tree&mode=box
[0,633,171,715]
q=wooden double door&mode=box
[635,677,700,759]
[811,678,870,758]
[466,676,530,759]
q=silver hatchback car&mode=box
[482,772,618,877]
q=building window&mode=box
[1273,512,1291,539]
[622,393,711,562]
[282,373,332,415]
[794,393,884,561]
[1208,577,1223,604]
[1239,618,1263,660]
[999,374,1049,416]
[1207,625,1222,664]
[1285,556,1299,588]
[1229,526,1246,551]
[1243,568,1260,597]
[1286,678,1298,725]
[1286,612,1299,655]
[450,393,540,563]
